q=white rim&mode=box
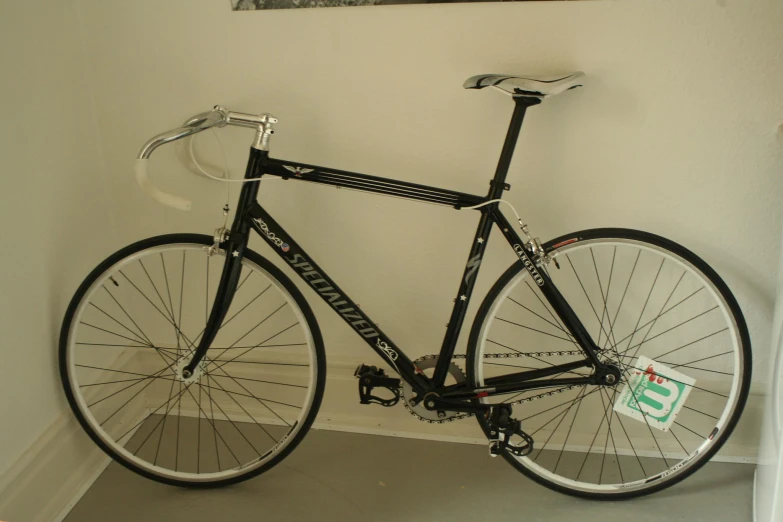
[66,243,318,483]
[474,237,745,494]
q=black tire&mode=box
[466,228,751,499]
[59,234,326,488]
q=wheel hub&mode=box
[174,354,207,385]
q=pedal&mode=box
[354,364,401,407]
[487,404,534,458]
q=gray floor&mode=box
[66,429,754,522]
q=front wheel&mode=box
[467,228,751,499]
[59,234,326,487]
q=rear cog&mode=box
[403,356,467,422]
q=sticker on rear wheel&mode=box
[613,356,695,432]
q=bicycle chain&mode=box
[402,350,585,424]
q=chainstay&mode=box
[404,351,585,424]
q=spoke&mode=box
[534,387,587,462]
[221,284,273,330]
[621,370,670,468]
[235,269,253,293]
[616,349,733,375]
[553,385,588,473]
[160,253,181,351]
[100,367,171,427]
[506,297,575,340]
[206,372,221,470]
[101,286,154,346]
[209,373,308,389]
[88,303,149,346]
[153,373,178,464]
[116,270,204,360]
[564,254,616,351]
[682,404,718,420]
[175,381,182,471]
[197,384,201,473]
[620,366,727,398]
[617,306,719,358]
[208,360,309,367]
[667,424,690,456]
[184,378,242,467]
[496,318,575,343]
[616,258,665,355]
[595,387,620,484]
[186,382,263,458]
[203,373,280,444]
[591,246,616,349]
[87,366,168,408]
[208,322,301,375]
[76,364,175,379]
[598,387,623,485]
[189,275,265,348]
[205,363,297,425]
[131,383,188,456]
[523,386,602,425]
[209,302,290,363]
[76,342,167,350]
[205,256,210,326]
[79,322,151,346]
[610,401,647,476]
[208,343,307,350]
[608,287,706,354]
[622,269,687,382]
[651,328,729,361]
[119,270,194,345]
[80,376,148,388]
[139,259,175,321]
[603,250,641,350]
[116,383,190,443]
[672,420,706,439]
[575,387,615,481]
[179,251,186,358]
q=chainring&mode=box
[402,356,467,422]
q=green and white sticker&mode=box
[613,356,695,432]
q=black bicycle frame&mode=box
[185,97,610,407]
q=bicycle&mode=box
[59,72,751,499]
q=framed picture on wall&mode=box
[232,0,583,11]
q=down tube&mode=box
[247,203,431,393]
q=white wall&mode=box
[76,0,783,384]
[0,2,119,478]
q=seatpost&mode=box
[488,97,540,199]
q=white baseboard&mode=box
[0,358,762,522]
[0,413,110,522]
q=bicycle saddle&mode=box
[463,72,585,99]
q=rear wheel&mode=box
[60,234,325,487]
[467,228,751,499]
